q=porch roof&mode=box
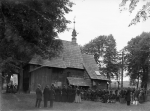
[67,77,91,86]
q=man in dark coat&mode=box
[70,86,74,102]
[50,84,55,108]
[72,87,76,102]
[67,86,72,102]
[62,85,67,102]
[57,87,62,102]
[126,87,131,106]
[55,87,58,102]
[43,85,50,107]
[35,84,42,108]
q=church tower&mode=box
[72,18,77,44]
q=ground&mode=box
[1,92,150,111]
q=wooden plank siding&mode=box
[28,66,108,92]
[30,67,52,92]
[29,67,86,92]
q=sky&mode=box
[58,0,150,81]
[58,0,150,51]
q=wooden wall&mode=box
[30,67,52,92]
[63,68,84,85]
[29,67,87,92]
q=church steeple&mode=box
[72,17,77,44]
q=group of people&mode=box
[35,84,55,108]
[80,87,147,106]
[6,82,18,94]
[54,85,81,103]
[81,88,118,103]
[36,84,148,108]
[35,84,82,108]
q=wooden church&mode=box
[23,22,109,92]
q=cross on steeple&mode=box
[73,16,76,29]
[72,16,77,44]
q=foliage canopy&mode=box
[0,0,73,74]
[125,32,150,88]
[120,0,150,26]
[81,35,119,79]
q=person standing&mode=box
[72,87,76,102]
[55,87,58,102]
[35,84,42,108]
[6,82,11,93]
[75,87,78,103]
[134,89,140,105]
[13,83,18,94]
[43,85,50,108]
[50,84,55,108]
[57,86,61,102]
[70,87,75,103]
[75,87,81,103]
[58,87,62,102]
[67,86,72,102]
[126,87,131,106]
[62,85,67,102]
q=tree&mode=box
[0,0,73,91]
[125,32,150,88]
[120,0,150,26]
[81,35,119,79]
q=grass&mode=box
[1,93,36,111]
[1,92,150,111]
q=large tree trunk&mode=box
[141,66,149,89]
[147,66,150,90]
[0,2,5,41]
[18,64,23,93]
[117,81,120,89]
[107,73,111,89]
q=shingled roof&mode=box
[29,40,84,69]
[82,54,109,80]
[62,40,84,69]
[29,40,108,81]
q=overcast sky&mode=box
[59,0,150,51]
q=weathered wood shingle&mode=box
[29,40,84,69]
[82,54,108,80]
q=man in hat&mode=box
[43,85,50,107]
[50,84,55,108]
[35,84,42,108]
